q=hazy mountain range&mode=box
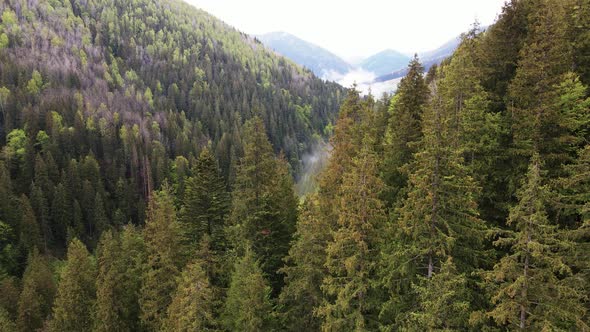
[258,31,463,94]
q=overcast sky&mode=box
[184,0,507,61]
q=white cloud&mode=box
[185,0,507,59]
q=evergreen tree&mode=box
[222,248,274,332]
[383,55,429,205]
[230,116,297,294]
[49,238,96,332]
[50,183,70,248]
[318,143,386,332]
[403,258,470,331]
[380,80,486,329]
[95,230,126,332]
[181,147,229,252]
[17,249,55,332]
[0,308,16,332]
[120,225,147,331]
[19,195,42,253]
[140,185,183,331]
[279,195,328,331]
[165,259,215,331]
[507,0,573,176]
[92,193,107,243]
[30,184,50,252]
[486,154,587,330]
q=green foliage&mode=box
[485,154,587,330]
[17,249,55,332]
[403,258,470,331]
[165,259,215,331]
[26,70,43,95]
[230,117,298,294]
[140,185,183,331]
[318,144,386,331]
[0,308,16,332]
[19,195,42,253]
[223,248,274,332]
[181,147,229,252]
[49,238,96,332]
[279,195,328,331]
[3,129,26,162]
[383,55,429,205]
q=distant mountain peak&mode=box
[257,32,352,79]
[359,49,411,77]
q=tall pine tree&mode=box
[230,116,298,295]
[165,259,215,331]
[222,248,274,332]
[318,143,386,331]
[383,55,429,206]
[486,154,587,330]
[140,184,183,331]
[49,238,96,332]
[181,147,229,253]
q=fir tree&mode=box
[0,308,16,332]
[165,259,215,331]
[17,249,55,332]
[383,55,429,205]
[222,248,274,332]
[140,185,183,331]
[486,154,587,330]
[50,183,70,248]
[507,0,573,176]
[49,238,96,332]
[19,195,42,253]
[95,230,126,332]
[403,258,470,331]
[279,194,329,331]
[230,116,297,294]
[380,80,486,329]
[180,147,229,252]
[120,225,147,331]
[318,143,386,332]
[92,193,107,243]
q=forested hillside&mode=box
[1,0,589,331]
[0,0,343,247]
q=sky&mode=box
[185,0,508,61]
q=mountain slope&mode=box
[258,31,352,78]
[0,0,345,230]
[359,49,411,77]
[0,0,344,175]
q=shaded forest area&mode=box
[1,0,590,331]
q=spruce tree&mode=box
[0,308,16,332]
[120,225,147,331]
[383,55,429,205]
[486,154,587,330]
[50,183,70,248]
[140,185,183,331]
[279,194,329,331]
[507,0,573,176]
[49,238,96,332]
[230,116,297,294]
[19,195,42,252]
[95,230,126,332]
[17,249,55,332]
[318,143,386,331]
[403,258,470,331]
[380,80,486,329]
[165,259,215,331]
[222,248,274,332]
[181,147,229,252]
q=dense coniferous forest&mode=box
[0,0,589,331]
